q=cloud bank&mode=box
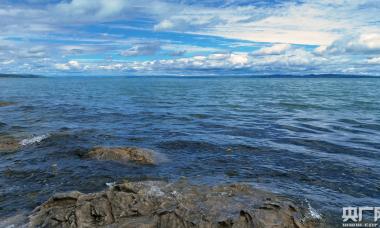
[0,0,379,76]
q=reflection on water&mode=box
[1,77,380,225]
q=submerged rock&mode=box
[0,134,20,152]
[0,101,16,107]
[29,180,319,228]
[87,147,158,165]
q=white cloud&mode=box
[228,53,249,66]
[1,0,380,75]
[255,48,326,66]
[154,19,174,31]
[368,57,380,65]
[0,59,15,65]
[54,0,128,19]
[318,33,380,55]
[254,44,291,55]
[98,63,124,70]
[54,60,81,71]
[1,0,379,47]
[152,0,380,46]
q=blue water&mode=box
[1,77,380,224]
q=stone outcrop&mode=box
[0,101,15,107]
[29,180,319,228]
[0,134,20,153]
[87,147,158,165]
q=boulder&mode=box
[87,147,157,165]
[0,134,20,153]
[0,101,16,107]
[29,180,320,228]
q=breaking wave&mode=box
[19,134,50,146]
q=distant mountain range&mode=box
[0,73,42,78]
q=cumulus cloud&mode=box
[87,49,327,74]
[54,0,129,20]
[368,57,380,64]
[54,60,81,71]
[255,48,326,67]
[254,44,291,55]
[319,33,380,55]
[98,63,125,70]
[1,0,380,75]
[154,19,174,31]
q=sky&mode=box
[0,0,380,76]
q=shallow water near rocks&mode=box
[1,76,380,225]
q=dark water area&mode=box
[1,77,380,225]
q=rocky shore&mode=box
[29,180,319,228]
[0,134,20,153]
[0,140,321,227]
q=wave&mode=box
[306,200,322,220]
[19,134,50,146]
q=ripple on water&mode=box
[157,140,221,152]
[1,77,380,227]
[0,121,6,126]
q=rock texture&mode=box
[0,134,20,153]
[29,180,319,228]
[87,147,157,165]
[0,101,15,107]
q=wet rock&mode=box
[29,180,319,228]
[0,134,20,153]
[87,147,157,165]
[0,213,28,228]
[0,101,16,107]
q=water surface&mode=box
[1,77,380,225]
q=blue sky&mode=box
[0,0,380,76]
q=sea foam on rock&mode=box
[87,146,165,165]
[29,180,320,228]
[19,134,50,146]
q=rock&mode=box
[0,101,16,107]
[87,147,157,165]
[0,213,28,228]
[29,180,320,228]
[0,134,20,153]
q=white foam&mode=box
[106,182,116,188]
[19,134,49,146]
[147,186,165,197]
[307,201,322,220]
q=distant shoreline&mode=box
[0,74,43,78]
[1,73,380,79]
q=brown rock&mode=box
[0,101,16,107]
[0,134,20,153]
[29,180,320,228]
[87,147,157,165]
